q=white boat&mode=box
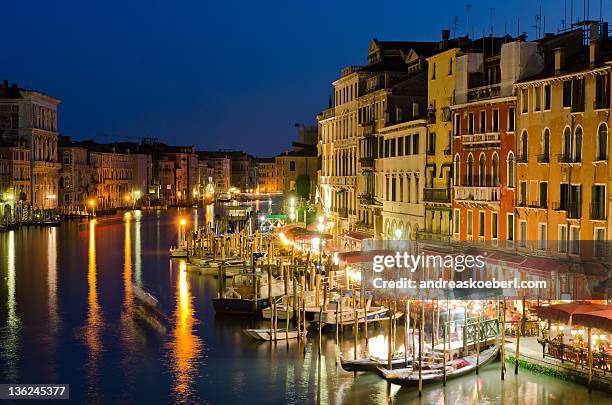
[311,304,399,331]
[169,246,188,258]
[262,291,316,320]
[198,259,247,277]
[243,328,300,340]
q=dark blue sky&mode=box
[2,1,610,156]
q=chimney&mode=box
[590,40,599,67]
[441,29,450,49]
[554,47,565,75]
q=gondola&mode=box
[377,345,499,386]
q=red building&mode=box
[452,98,515,242]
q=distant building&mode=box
[58,138,93,213]
[275,146,317,196]
[198,154,231,193]
[0,80,61,210]
[256,157,277,192]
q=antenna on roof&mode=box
[466,4,472,38]
[452,16,459,38]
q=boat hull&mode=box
[212,297,270,315]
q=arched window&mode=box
[574,126,582,162]
[467,154,474,186]
[562,127,571,159]
[454,154,460,186]
[520,130,528,162]
[492,154,499,186]
[598,123,608,160]
[479,154,486,186]
[507,152,515,187]
[542,129,550,162]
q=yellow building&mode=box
[422,46,457,240]
[515,27,610,256]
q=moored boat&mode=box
[212,272,288,315]
[377,345,499,386]
[243,328,300,340]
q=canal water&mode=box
[0,208,608,404]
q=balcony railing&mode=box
[591,202,606,220]
[551,201,567,211]
[537,154,550,163]
[527,200,547,209]
[423,188,451,203]
[467,84,501,102]
[359,157,374,169]
[462,132,501,146]
[454,186,500,202]
[358,193,377,205]
[557,153,581,164]
[361,121,376,137]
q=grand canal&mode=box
[0,207,608,404]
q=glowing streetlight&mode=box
[124,212,132,220]
[317,222,325,233]
[179,218,187,227]
[394,229,402,240]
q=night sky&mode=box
[2,1,610,156]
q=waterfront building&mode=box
[0,138,31,213]
[515,25,611,253]
[376,119,428,239]
[228,151,257,192]
[256,157,277,192]
[131,153,153,197]
[155,157,176,203]
[198,154,231,193]
[0,80,61,210]
[451,37,542,242]
[318,38,437,243]
[163,146,198,203]
[88,146,133,209]
[58,140,93,213]
[275,146,317,196]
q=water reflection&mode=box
[46,227,60,379]
[1,230,20,381]
[134,214,142,286]
[84,220,103,397]
[169,263,203,402]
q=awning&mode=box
[535,302,610,324]
[343,231,373,241]
[337,250,393,264]
[572,309,612,332]
[486,251,527,266]
[519,257,567,277]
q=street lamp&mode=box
[88,199,96,217]
[394,228,402,240]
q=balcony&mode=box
[462,132,500,146]
[359,157,374,170]
[358,193,377,206]
[454,186,500,203]
[551,201,567,211]
[527,200,547,209]
[360,120,376,137]
[557,153,581,164]
[317,107,335,120]
[416,230,451,241]
[467,84,501,102]
[423,188,451,203]
[590,202,606,220]
[537,154,550,163]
